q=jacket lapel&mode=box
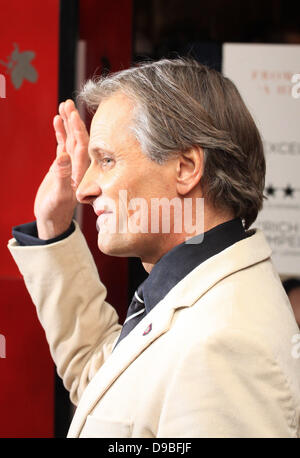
[68,228,271,437]
[67,299,177,437]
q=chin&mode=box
[97,232,135,257]
[97,231,155,258]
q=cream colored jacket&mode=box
[8,222,300,438]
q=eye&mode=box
[100,156,115,168]
[103,157,112,164]
[90,154,115,169]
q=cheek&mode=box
[101,161,174,208]
[99,168,126,195]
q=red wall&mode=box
[0,0,59,438]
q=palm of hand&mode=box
[34,99,90,239]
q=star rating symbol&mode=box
[283,185,294,197]
[266,184,276,196]
[265,184,297,198]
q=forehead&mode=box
[89,92,136,151]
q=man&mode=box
[8,58,300,437]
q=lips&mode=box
[95,209,106,217]
[95,210,113,232]
[93,202,114,232]
[93,204,113,217]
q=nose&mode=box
[76,163,101,204]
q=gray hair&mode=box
[77,57,266,229]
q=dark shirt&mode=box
[139,217,246,313]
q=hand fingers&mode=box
[58,102,71,157]
[53,153,73,192]
[70,110,90,185]
[70,110,89,145]
[58,102,70,137]
[53,115,66,156]
[63,99,77,156]
[64,98,76,113]
[63,99,76,136]
[72,145,91,186]
[57,99,90,185]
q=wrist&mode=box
[36,219,73,240]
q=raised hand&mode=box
[34,99,90,240]
[59,99,90,186]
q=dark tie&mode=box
[113,284,146,349]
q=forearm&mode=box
[8,221,122,405]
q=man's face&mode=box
[76,92,179,262]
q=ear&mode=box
[175,147,204,196]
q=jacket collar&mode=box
[68,227,271,437]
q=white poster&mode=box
[223,43,300,276]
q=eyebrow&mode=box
[89,146,115,157]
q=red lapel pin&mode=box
[143,323,152,336]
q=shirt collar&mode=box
[141,217,246,313]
